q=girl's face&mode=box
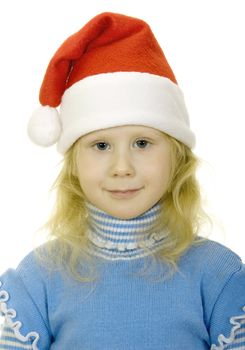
[76,125,171,219]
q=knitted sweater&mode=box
[0,201,245,350]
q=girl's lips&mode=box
[108,188,141,198]
[110,189,139,192]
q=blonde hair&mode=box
[34,132,213,283]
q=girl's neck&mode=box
[84,201,168,260]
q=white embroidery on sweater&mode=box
[211,305,245,349]
[0,280,40,350]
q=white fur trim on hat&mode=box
[57,72,195,154]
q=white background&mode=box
[0,0,244,273]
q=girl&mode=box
[0,12,244,350]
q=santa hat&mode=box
[27,12,195,154]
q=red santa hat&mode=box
[27,12,195,154]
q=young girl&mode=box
[0,12,244,350]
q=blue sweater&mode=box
[0,201,245,349]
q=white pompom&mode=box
[27,106,62,147]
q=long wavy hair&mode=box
[34,131,213,283]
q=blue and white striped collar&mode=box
[84,201,168,260]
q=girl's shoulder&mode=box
[181,236,243,283]
[186,236,242,266]
[12,241,58,279]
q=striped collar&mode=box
[84,201,168,260]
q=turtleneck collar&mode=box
[84,201,168,261]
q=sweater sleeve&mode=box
[0,319,34,349]
[209,261,245,350]
[0,252,52,350]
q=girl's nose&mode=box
[109,150,136,177]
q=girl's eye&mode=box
[94,142,109,151]
[92,139,150,151]
[135,139,150,148]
